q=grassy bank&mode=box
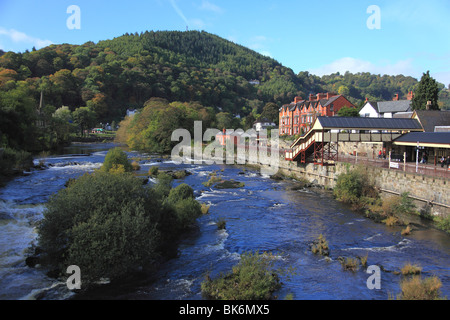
[333,165,450,233]
[0,147,34,187]
[71,131,116,143]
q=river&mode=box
[0,142,449,300]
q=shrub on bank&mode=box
[0,147,33,177]
[333,166,378,211]
[435,215,450,233]
[334,167,422,230]
[382,193,416,217]
[149,166,159,176]
[396,276,445,300]
[201,251,281,300]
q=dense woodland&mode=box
[0,30,449,162]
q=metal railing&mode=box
[339,154,450,179]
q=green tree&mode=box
[215,112,233,130]
[165,183,202,230]
[244,113,256,130]
[52,106,74,144]
[166,183,194,203]
[101,147,133,173]
[337,106,360,117]
[38,171,162,282]
[73,106,96,136]
[412,71,440,110]
[86,93,108,119]
[338,85,350,96]
[0,81,38,150]
[260,102,280,125]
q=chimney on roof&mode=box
[294,96,303,104]
[365,97,369,103]
[393,94,399,101]
[317,93,326,100]
[426,101,432,110]
[407,91,415,101]
[327,92,337,99]
[309,94,315,101]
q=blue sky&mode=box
[1,0,449,85]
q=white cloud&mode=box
[259,51,273,58]
[189,18,206,30]
[0,27,53,49]
[227,35,238,43]
[309,57,418,78]
[199,0,224,14]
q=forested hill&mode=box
[0,30,308,123]
[1,30,448,125]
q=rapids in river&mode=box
[0,143,449,300]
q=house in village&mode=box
[126,108,138,117]
[279,93,355,136]
[253,117,276,133]
[359,91,414,118]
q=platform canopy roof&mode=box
[312,117,424,131]
[393,132,450,149]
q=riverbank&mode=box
[71,135,115,143]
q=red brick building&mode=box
[279,93,355,136]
